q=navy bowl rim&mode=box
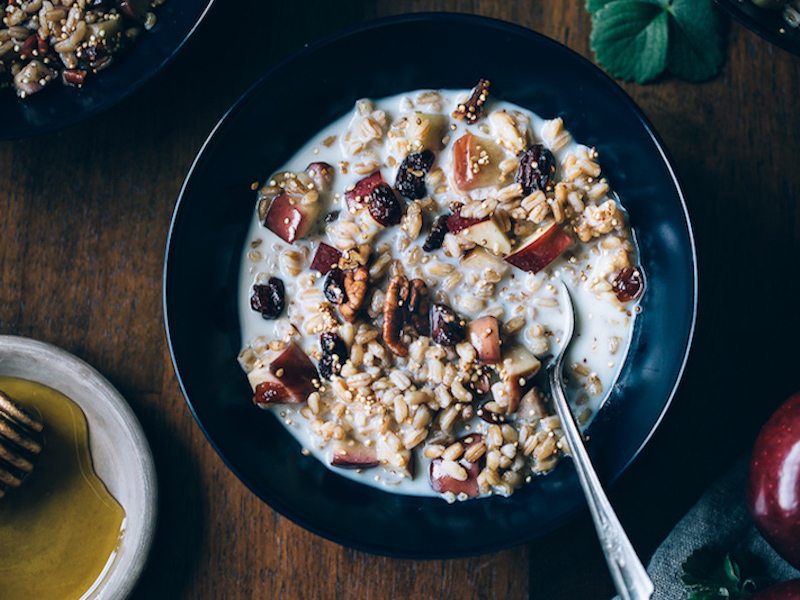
[0,0,216,141]
[163,11,699,558]
[715,0,800,56]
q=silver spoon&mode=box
[547,281,654,600]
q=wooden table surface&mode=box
[2,1,799,598]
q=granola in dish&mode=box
[238,81,644,501]
[1,0,164,97]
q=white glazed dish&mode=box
[0,335,157,600]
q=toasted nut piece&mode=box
[339,266,369,322]
[407,278,430,336]
[383,275,410,357]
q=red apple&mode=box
[748,391,800,569]
[469,316,501,364]
[264,192,321,243]
[501,346,541,413]
[305,161,334,192]
[330,443,379,469]
[344,171,383,213]
[253,381,291,405]
[429,434,484,497]
[446,210,488,234]
[504,221,573,273]
[750,580,800,600]
[310,242,342,275]
[460,217,512,256]
[249,342,318,406]
[452,133,504,191]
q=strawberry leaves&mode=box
[587,0,726,83]
[681,546,769,599]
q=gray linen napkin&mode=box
[615,459,799,599]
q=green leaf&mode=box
[589,1,670,83]
[586,0,616,14]
[723,554,741,584]
[666,0,726,81]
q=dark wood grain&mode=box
[1,1,799,598]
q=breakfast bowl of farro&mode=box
[0,0,214,139]
[164,13,697,557]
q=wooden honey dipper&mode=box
[0,389,44,498]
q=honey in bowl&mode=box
[0,377,125,600]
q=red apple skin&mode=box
[305,161,334,191]
[505,222,574,274]
[750,580,800,600]
[310,242,342,274]
[748,391,800,570]
[269,342,318,403]
[452,133,502,191]
[265,193,313,243]
[345,171,383,212]
[446,210,489,234]
[330,444,379,469]
[429,434,483,497]
[253,381,291,406]
[469,316,501,364]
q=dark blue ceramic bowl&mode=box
[716,0,800,56]
[164,13,697,558]
[0,0,214,140]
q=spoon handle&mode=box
[548,367,654,600]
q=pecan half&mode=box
[339,266,369,323]
[383,275,410,357]
[451,78,491,124]
[407,278,430,336]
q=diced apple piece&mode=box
[305,162,334,192]
[429,434,484,498]
[344,171,383,213]
[501,346,541,383]
[330,443,379,469]
[461,247,508,273]
[310,242,342,275]
[248,342,318,406]
[469,316,501,364]
[446,211,488,234]
[451,132,505,192]
[497,348,541,414]
[253,381,291,406]
[264,192,321,243]
[504,221,573,273]
[429,459,480,497]
[460,217,512,256]
[407,112,448,151]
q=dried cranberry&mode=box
[516,145,556,194]
[250,278,285,319]
[368,183,404,226]
[430,303,466,347]
[323,268,347,305]
[422,215,449,252]
[395,150,435,199]
[612,266,644,302]
[319,332,348,380]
